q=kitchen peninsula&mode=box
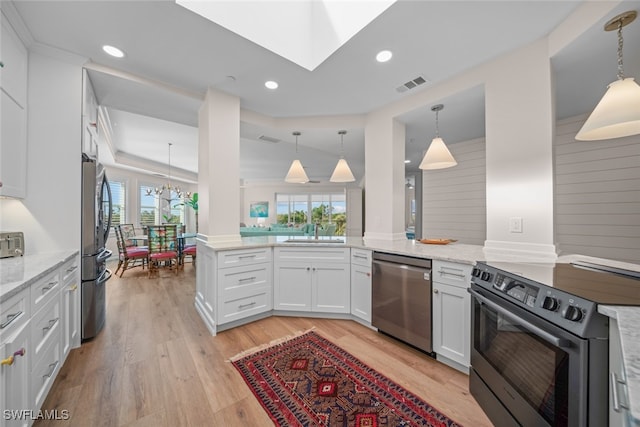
[194,236,640,426]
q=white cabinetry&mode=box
[609,317,633,427]
[0,252,79,426]
[0,289,30,427]
[0,11,28,198]
[432,260,472,372]
[195,246,272,335]
[350,248,372,323]
[274,247,350,314]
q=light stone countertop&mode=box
[0,251,78,303]
[598,305,640,425]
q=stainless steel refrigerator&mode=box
[81,153,113,340]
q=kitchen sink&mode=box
[283,238,345,243]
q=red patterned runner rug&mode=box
[230,330,462,427]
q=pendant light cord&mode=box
[435,110,440,138]
[617,19,625,80]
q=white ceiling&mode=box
[9,0,640,182]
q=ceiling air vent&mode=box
[258,135,281,143]
[396,75,429,93]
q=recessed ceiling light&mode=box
[265,80,279,89]
[376,50,392,63]
[102,45,125,58]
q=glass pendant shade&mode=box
[330,158,355,182]
[419,137,457,170]
[575,77,640,141]
[285,159,309,183]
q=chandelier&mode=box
[146,142,191,201]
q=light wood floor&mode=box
[35,262,493,427]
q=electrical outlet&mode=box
[509,217,523,233]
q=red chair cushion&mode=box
[126,248,149,257]
[183,247,197,255]
[150,251,178,260]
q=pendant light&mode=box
[419,104,457,170]
[330,130,355,183]
[285,131,309,183]
[576,10,640,141]
[145,142,190,199]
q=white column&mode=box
[484,39,557,260]
[363,114,406,241]
[197,88,241,243]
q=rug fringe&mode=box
[228,327,316,362]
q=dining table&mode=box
[130,232,197,262]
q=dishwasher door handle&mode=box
[373,259,431,280]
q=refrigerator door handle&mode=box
[96,249,112,264]
[101,173,113,246]
[97,269,112,285]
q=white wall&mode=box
[0,50,83,254]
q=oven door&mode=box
[469,284,589,427]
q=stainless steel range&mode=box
[469,260,640,427]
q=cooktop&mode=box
[480,260,640,306]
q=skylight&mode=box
[176,0,396,71]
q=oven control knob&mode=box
[542,296,560,311]
[481,271,492,281]
[472,268,481,277]
[563,306,583,322]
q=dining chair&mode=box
[181,244,196,267]
[120,223,147,249]
[114,225,149,277]
[147,224,179,278]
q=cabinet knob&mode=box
[433,289,439,294]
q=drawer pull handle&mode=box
[238,276,257,283]
[611,372,630,412]
[68,284,78,292]
[438,269,466,279]
[1,348,26,366]
[1,311,23,329]
[238,255,256,259]
[43,361,59,380]
[42,281,58,292]
[42,318,59,334]
[238,302,257,309]
[353,255,368,260]
[66,266,78,273]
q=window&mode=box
[276,192,347,235]
[163,190,185,225]
[109,180,126,225]
[139,184,160,227]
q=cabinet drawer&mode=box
[61,257,80,285]
[31,270,61,314]
[218,287,272,325]
[351,248,372,267]
[218,263,272,299]
[30,337,61,412]
[432,260,472,289]
[217,248,271,268]
[0,289,30,343]
[30,295,61,366]
[275,247,350,263]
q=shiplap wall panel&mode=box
[422,138,486,245]
[555,115,640,263]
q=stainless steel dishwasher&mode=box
[372,252,433,354]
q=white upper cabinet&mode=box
[0,11,27,198]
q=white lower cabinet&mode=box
[432,260,472,372]
[609,318,632,427]
[274,248,350,314]
[350,249,372,323]
[1,321,30,427]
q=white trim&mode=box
[483,240,558,262]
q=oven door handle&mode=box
[469,288,571,348]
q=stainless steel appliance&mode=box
[470,260,640,427]
[81,154,112,340]
[0,231,24,258]
[372,252,433,353]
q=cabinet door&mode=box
[312,262,350,313]
[1,323,30,427]
[0,90,26,198]
[351,264,371,322]
[61,280,80,358]
[609,318,631,427]
[432,281,470,368]
[273,261,312,311]
[1,14,28,107]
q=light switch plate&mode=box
[509,217,523,233]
